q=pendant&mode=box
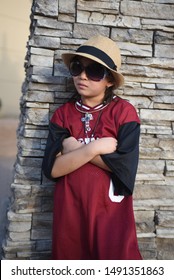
[81,113,93,132]
[84,137,95,144]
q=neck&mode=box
[81,96,104,108]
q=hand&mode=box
[62,136,83,154]
[98,137,117,154]
[89,137,117,155]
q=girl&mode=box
[42,35,142,260]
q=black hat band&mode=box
[76,46,117,71]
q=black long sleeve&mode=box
[101,121,140,196]
[42,122,70,180]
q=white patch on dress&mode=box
[109,180,124,203]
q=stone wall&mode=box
[2,0,174,259]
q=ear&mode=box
[106,81,114,88]
[106,73,115,88]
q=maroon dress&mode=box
[42,96,142,260]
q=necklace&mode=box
[81,112,93,133]
[80,111,103,144]
[75,100,108,144]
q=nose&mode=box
[79,69,88,80]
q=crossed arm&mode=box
[51,137,117,178]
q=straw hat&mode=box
[61,35,124,88]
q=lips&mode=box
[77,83,88,89]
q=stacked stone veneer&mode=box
[2,0,174,259]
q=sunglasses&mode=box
[69,60,108,81]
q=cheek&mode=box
[73,77,78,87]
[73,77,77,83]
[96,81,109,91]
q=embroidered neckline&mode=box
[75,95,117,114]
[75,100,108,114]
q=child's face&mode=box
[72,57,113,106]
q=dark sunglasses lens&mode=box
[69,61,83,76]
[86,63,106,81]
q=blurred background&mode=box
[0,0,32,258]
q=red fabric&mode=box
[51,97,142,260]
